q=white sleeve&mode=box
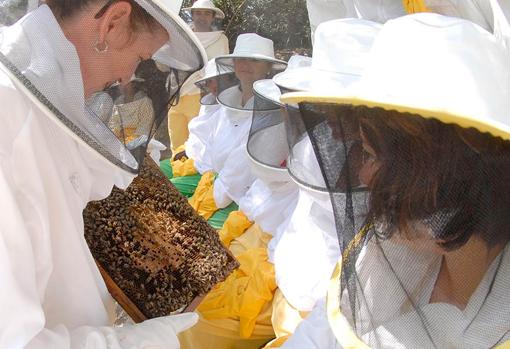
[281,298,340,349]
[0,160,199,349]
[213,145,256,208]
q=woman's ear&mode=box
[97,1,133,49]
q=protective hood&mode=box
[0,0,205,174]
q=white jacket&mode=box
[0,6,195,348]
[209,88,254,207]
[306,0,405,38]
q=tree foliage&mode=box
[182,0,311,58]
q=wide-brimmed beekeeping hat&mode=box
[281,13,510,141]
[182,0,225,19]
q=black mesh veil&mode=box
[247,80,289,180]
[195,72,237,105]
[0,0,205,174]
[288,100,510,348]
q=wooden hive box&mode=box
[83,157,238,322]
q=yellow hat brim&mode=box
[281,92,510,141]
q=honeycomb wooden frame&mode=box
[84,157,238,322]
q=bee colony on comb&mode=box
[84,157,238,322]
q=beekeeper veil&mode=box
[246,56,311,186]
[274,19,379,209]
[281,13,510,348]
[0,0,206,174]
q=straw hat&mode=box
[274,19,381,93]
[281,13,510,141]
[183,0,225,19]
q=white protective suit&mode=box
[210,86,255,208]
[273,186,339,312]
[422,0,494,30]
[0,6,197,348]
[281,242,510,349]
[184,99,221,174]
[306,0,405,38]
[239,179,299,240]
[272,132,343,312]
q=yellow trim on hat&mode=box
[280,93,510,141]
[402,0,431,14]
[495,341,510,349]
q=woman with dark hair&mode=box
[278,13,510,349]
[0,0,206,347]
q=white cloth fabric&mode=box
[208,105,252,174]
[204,88,253,207]
[147,139,166,163]
[213,143,256,208]
[239,178,299,236]
[282,242,510,349]
[306,0,405,38]
[273,189,339,311]
[0,6,194,348]
[420,0,510,49]
[281,298,341,349]
[185,103,221,174]
[491,0,510,49]
[423,0,494,30]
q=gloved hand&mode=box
[114,312,198,349]
[147,139,167,163]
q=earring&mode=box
[94,40,109,53]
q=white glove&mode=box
[147,139,167,163]
[114,312,198,349]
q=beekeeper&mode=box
[166,57,237,178]
[279,13,510,348]
[248,19,378,347]
[272,17,380,312]
[168,0,229,152]
[239,55,312,239]
[0,0,206,347]
[188,33,287,221]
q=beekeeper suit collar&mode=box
[0,5,136,194]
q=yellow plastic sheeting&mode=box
[169,145,198,178]
[219,211,254,247]
[188,171,218,220]
[171,157,197,177]
[198,222,277,339]
[263,290,310,348]
[402,0,430,13]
